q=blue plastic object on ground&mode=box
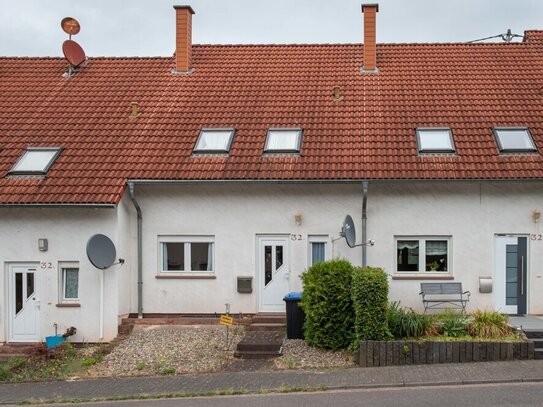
[283,292,302,301]
[45,335,65,348]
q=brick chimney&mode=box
[173,5,195,73]
[361,4,379,73]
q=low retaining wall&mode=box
[354,340,534,367]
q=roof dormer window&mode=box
[264,128,302,154]
[193,129,235,154]
[493,127,537,153]
[9,148,61,175]
[416,128,456,154]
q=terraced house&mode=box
[1,4,543,343]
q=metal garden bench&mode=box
[419,282,470,313]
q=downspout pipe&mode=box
[362,180,369,267]
[128,182,143,319]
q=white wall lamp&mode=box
[294,212,302,226]
[533,209,541,223]
[38,238,48,252]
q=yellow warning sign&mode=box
[220,315,234,326]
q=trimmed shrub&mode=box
[387,301,435,338]
[300,259,355,350]
[352,266,392,346]
[468,310,510,339]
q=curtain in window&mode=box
[426,241,447,255]
[311,242,326,265]
[162,243,168,270]
[207,243,213,271]
[266,131,298,150]
[64,268,79,299]
[397,241,419,250]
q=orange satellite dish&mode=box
[62,40,86,67]
[61,17,80,36]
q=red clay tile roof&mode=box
[1,32,543,204]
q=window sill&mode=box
[56,303,81,308]
[392,274,454,281]
[156,273,216,280]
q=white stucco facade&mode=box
[2,181,543,342]
[0,205,131,343]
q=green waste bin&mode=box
[283,292,305,339]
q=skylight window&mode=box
[264,128,302,153]
[493,127,537,153]
[10,148,61,175]
[416,128,456,153]
[193,129,235,154]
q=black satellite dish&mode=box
[340,215,375,248]
[342,215,357,248]
[86,234,117,269]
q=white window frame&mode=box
[9,147,62,175]
[193,128,235,154]
[307,235,329,267]
[264,128,303,154]
[394,236,452,275]
[492,127,537,153]
[59,262,80,304]
[158,235,215,275]
[415,128,456,154]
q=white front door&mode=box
[494,236,528,315]
[257,236,289,312]
[8,264,40,342]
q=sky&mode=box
[0,0,542,57]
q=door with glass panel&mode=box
[8,264,40,342]
[257,236,289,312]
[494,236,528,315]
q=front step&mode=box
[521,330,543,359]
[235,331,284,359]
[0,344,36,361]
[249,323,285,332]
[251,314,286,325]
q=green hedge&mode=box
[300,259,355,350]
[352,266,392,346]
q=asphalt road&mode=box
[34,382,543,407]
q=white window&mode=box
[194,129,235,154]
[416,128,455,153]
[493,127,537,153]
[308,235,328,266]
[395,237,451,274]
[59,262,79,303]
[159,236,214,274]
[10,148,61,174]
[264,128,302,153]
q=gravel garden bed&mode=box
[274,339,354,370]
[90,325,243,377]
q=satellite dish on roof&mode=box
[62,40,86,68]
[86,234,118,270]
[339,215,375,248]
[61,17,80,36]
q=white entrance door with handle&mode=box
[258,236,289,312]
[8,264,40,342]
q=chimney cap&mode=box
[361,3,379,12]
[173,5,195,14]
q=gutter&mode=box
[127,178,543,185]
[0,203,116,208]
[128,182,143,319]
[362,181,369,267]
